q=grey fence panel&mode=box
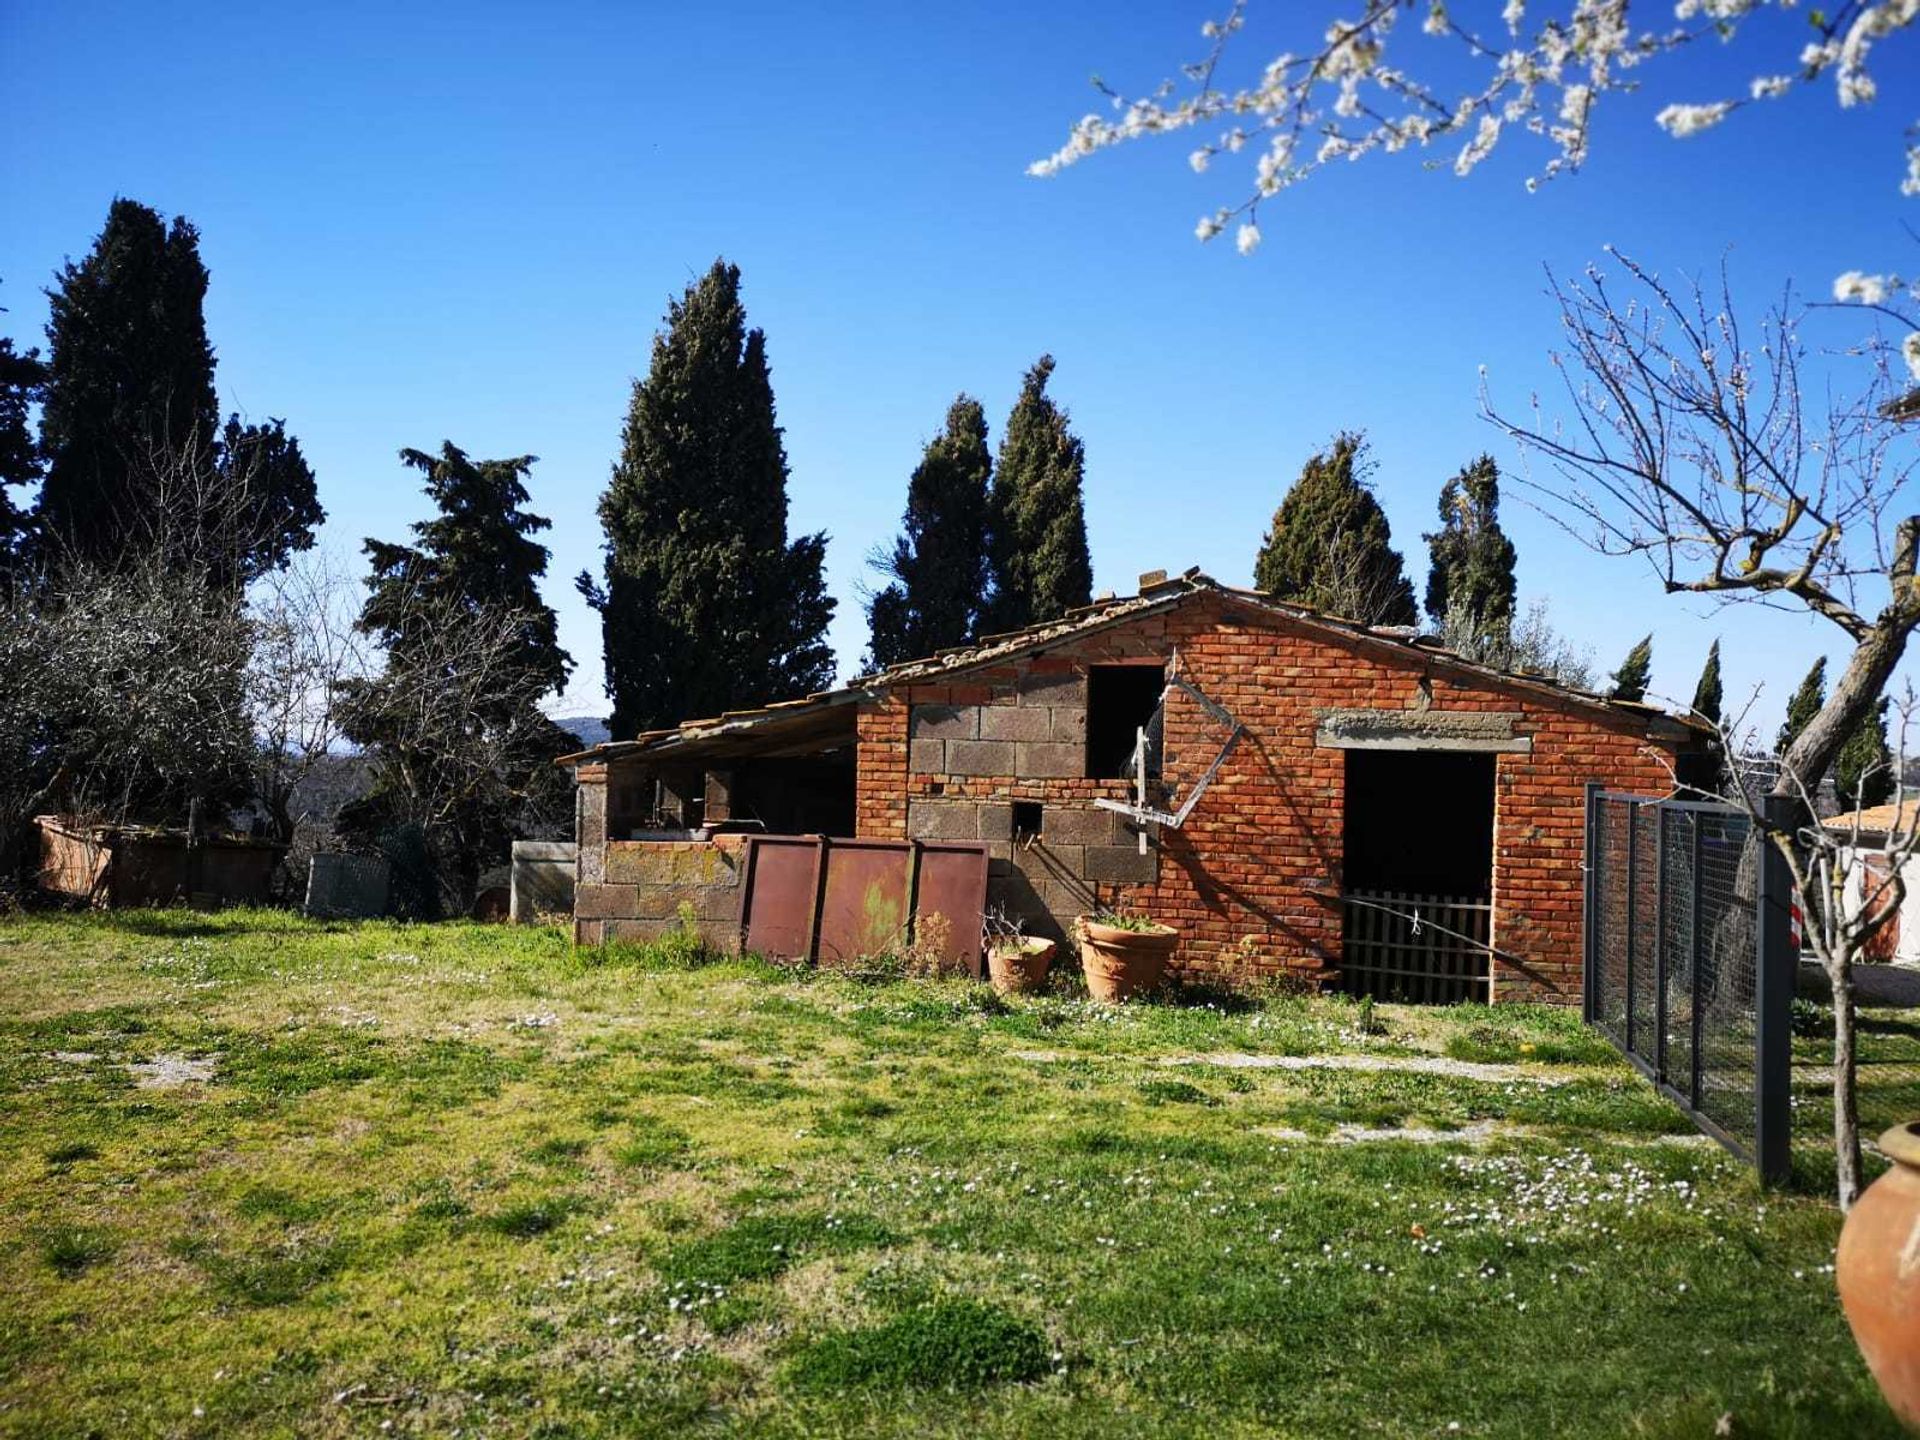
[1584,790,1788,1183]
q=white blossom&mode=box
[1236,221,1262,255]
[1029,0,1920,247]
[1834,270,1891,305]
[1654,101,1734,138]
[1903,330,1920,380]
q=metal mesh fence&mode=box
[1591,789,1920,1181]
[1588,793,1761,1163]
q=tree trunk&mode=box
[1828,951,1864,1209]
[1775,606,1917,805]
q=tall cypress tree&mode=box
[1690,639,1723,727]
[983,355,1092,633]
[1254,433,1417,626]
[36,200,219,566]
[1424,454,1517,637]
[0,327,43,583]
[1778,657,1828,757]
[866,394,992,670]
[1608,634,1653,702]
[34,199,319,580]
[583,260,834,737]
[1836,697,1895,809]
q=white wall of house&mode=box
[1834,843,1920,966]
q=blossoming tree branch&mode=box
[1030,0,1917,258]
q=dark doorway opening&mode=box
[1341,749,1496,1003]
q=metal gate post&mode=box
[1583,783,1603,1025]
[1690,816,1705,1111]
[1653,809,1668,1084]
[1625,799,1639,1050]
[1753,796,1796,1186]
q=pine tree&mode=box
[340,444,574,907]
[582,260,836,737]
[34,200,320,580]
[1423,454,1517,638]
[1608,634,1653,702]
[867,394,992,670]
[1690,639,1723,727]
[358,444,572,697]
[983,355,1092,633]
[1254,433,1417,626]
[1835,696,1895,809]
[1778,657,1828,757]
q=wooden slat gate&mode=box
[1338,890,1491,1004]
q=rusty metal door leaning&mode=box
[736,836,988,976]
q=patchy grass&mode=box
[0,907,1898,1438]
[785,1299,1052,1391]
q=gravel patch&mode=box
[127,1053,216,1088]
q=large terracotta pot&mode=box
[986,937,1056,996]
[1076,917,1177,1003]
[1839,1121,1920,1429]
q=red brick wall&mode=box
[854,593,1678,1003]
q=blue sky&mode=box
[3,2,1916,736]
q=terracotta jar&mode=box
[1839,1121,1920,1429]
[1076,917,1177,1003]
[986,937,1056,996]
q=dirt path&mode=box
[1006,1047,1575,1086]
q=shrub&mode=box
[784,1299,1051,1391]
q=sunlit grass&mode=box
[0,907,1895,1438]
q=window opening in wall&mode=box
[1012,801,1044,844]
[1093,649,1244,833]
[1086,665,1166,779]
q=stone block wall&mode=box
[572,765,746,949]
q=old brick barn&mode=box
[560,570,1701,1003]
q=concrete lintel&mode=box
[1314,709,1532,754]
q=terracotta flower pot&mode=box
[986,937,1055,996]
[1839,1121,1920,1430]
[1076,917,1177,1003]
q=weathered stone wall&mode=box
[572,760,746,948]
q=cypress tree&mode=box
[1254,432,1417,626]
[1424,454,1517,637]
[1608,634,1653,703]
[1777,657,1828,757]
[1836,697,1895,809]
[34,199,319,580]
[36,199,220,566]
[583,260,835,737]
[866,394,992,670]
[983,355,1092,633]
[1690,639,1723,727]
[0,328,43,583]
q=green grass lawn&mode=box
[0,909,1896,1438]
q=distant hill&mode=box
[552,714,611,748]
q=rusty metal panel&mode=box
[737,834,990,972]
[913,842,990,977]
[739,836,823,961]
[815,840,915,969]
